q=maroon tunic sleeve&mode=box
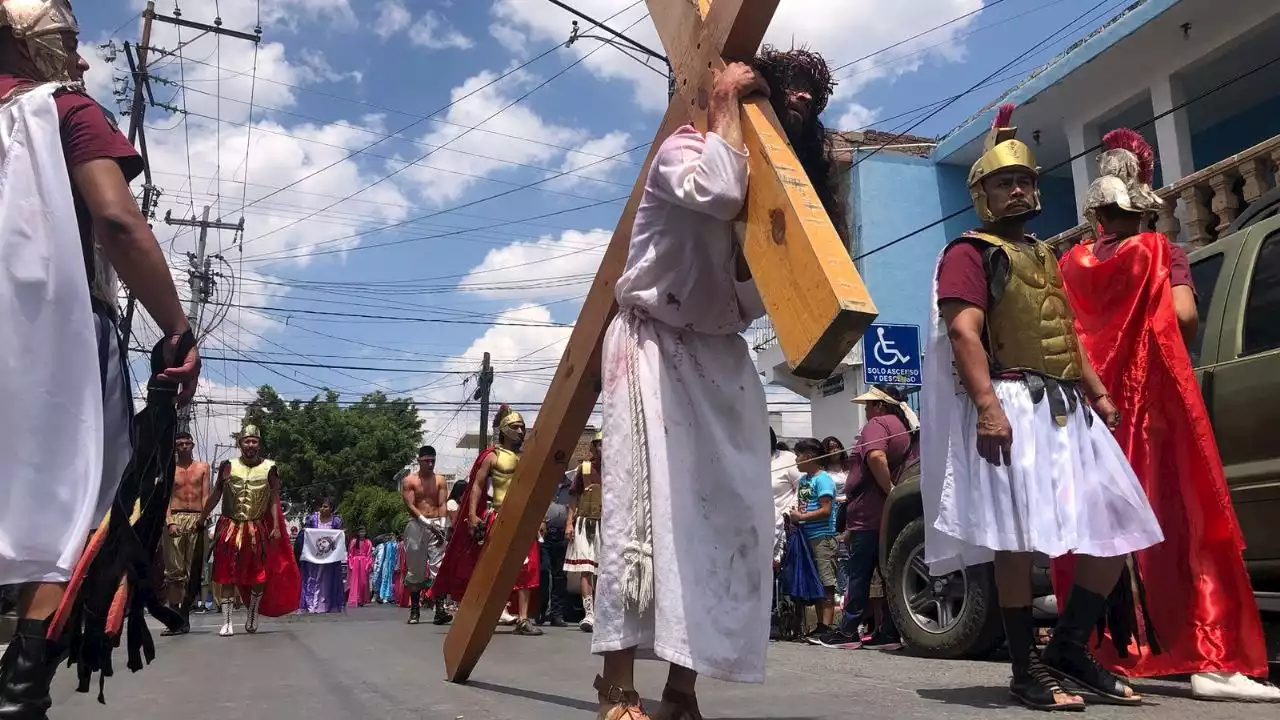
[937,240,988,311]
[54,91,143,179]
[1168,241,1194,291]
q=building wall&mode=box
[1191,94,1280,171]
[852,152,952,332]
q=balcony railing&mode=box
[1046,134,1280,251]
[747,316,778,352]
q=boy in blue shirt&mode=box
[789,438,839,644]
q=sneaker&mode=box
[862,632,903,651]
[499,609,518,626]
[580,613,595,633]
[433,608,453,626]
[804,625,832,645]
[815,629,861,649]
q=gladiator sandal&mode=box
[1002,606,1083,712]
[512,619,544,636]
[0,619,63,720]
[245,591,263,634]
[652,686,702,720]
[1043,588,1142,705]
[218,601,235,637]
[594,675,649,720]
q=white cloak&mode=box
[593,126,772,683]
[920,250,1164,575]
[0,84,129,585]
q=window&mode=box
[1188,254,1224,365]
[1243,231,1280,356]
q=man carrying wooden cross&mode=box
[591,47,843,720]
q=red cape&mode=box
[244,503,302,617]
[427,448,539,605]
[1053,232,1268,678]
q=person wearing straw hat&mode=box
[819,386,919,650]
[923,104,1164,711]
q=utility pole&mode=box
[164,206,244,430]
[473,352,494,453]
[117,2,262,349]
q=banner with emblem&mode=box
[300,528,348,565]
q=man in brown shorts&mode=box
[161,431,209,633]
[401,445,451,625]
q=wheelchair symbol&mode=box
[872,327,912,366]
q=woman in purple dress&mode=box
[299,499,346,613]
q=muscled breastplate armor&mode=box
[577,469,603,520]
[963,232,1083,382]
[489,447,520,508]
[223,458,274,523]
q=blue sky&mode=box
[72,0,1133,473]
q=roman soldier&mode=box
[922,104,1165,710]
[1053,130,1280,702]
[198,425,300,637]
[564,431,604,632]
[427,405,542,635]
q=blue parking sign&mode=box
[864,323,922,387]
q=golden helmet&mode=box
[968,103,1041,223]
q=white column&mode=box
[1151,75,1195,183]
[1065,120,1100,222]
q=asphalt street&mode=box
[44,605,1277,719]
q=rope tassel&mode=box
[621,312,655,614]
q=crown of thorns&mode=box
[753,45,836,116]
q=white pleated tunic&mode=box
[0,84,131,585]
[593,126,773,683]
[920,251,1164,576]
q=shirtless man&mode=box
[161,431,209,633]
[402,445,451,625]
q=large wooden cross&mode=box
[442,0,878,682]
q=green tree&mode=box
[237,386,423,512]
[337,484,412,539]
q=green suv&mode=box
[879,208,1280,664]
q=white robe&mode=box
[920,250,1164,575]
[593,126,772,683]
[0,84,130,585]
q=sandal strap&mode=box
[594,675,641,707]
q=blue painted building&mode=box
[758,0,1280,441]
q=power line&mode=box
[849,0,1118,171]
[144,44,644,167]
[832,0,1009,73]
[238,11,652,254]
[229,1,647,236]
[854,46,1280,263]
[234,303,574,327]
[129,352,562,375]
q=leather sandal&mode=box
[594,675,649,720]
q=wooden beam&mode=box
[443,103,688,683]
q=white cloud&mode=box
[372,1,474,51]
[411,304,577,475]
[409,11,476,51]
[834,102,880,132]
[457,228,608,301]
[373,0,412,39]
[489,0,988,113]
[400,67,633,205]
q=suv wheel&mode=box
[885,518,1004,659]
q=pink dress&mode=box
[346,538,374,607]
